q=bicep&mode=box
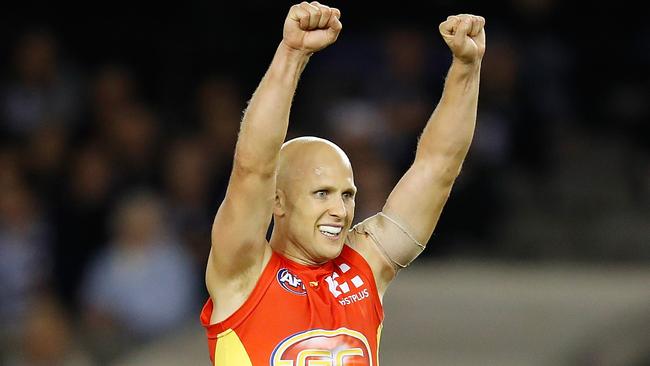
[209,165,275,279]
[383,159,456,245]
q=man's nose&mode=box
[328,196,347,218]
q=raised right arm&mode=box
[205,2,342,316]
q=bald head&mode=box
[271,136,357,263]
[276,137,353,195]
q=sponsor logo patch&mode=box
[324,262,369,305]
[276,268,307,295]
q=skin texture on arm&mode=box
[350,15,486,296]
[205,2,342,323]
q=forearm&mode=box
[414,59,481,182]
[234,42,311,175]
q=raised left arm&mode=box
[348,14,486,295]
[384,14,485,244]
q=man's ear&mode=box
[274,189,286,217]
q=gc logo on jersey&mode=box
[277,268,307,295]
[271,328,372,366]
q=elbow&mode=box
[413,156,464,188]
[443,162,464,186]
[416,139,471,174]
[435,163,462,188]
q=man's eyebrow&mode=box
[312,185,334,191]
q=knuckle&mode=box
[299,2,311,11]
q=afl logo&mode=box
[271,328,372,365]
[277,268,307,295]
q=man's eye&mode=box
[343,192,353,199]
[315,191,328,198]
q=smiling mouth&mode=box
[318,225,343,239]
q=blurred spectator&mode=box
[21,124,68,200]
[1,28,82,141]
[53,143,116,311]
[350,152,398,223]
[0,148,23,189]
[80,190,197,363]
[81,64,138,142]
[163,136,213,277]
[372,27,441,170]
[473,33,519,170]
[326,99,389,153]
[193,75,243,213]
[102,103,162,190]
[91,65,137,125]
[195,76,241,165]
[0,182,52,359]
[4,294,92,366]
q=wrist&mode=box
[279,40,313,59]
[449,58,481,78]
[451,56,481,69]
[265,42,312,86]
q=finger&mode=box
[454,16,472,43]
[439,16,459,37]
[327,7,342,34]
[290,4,311,29]
[476,16,486,36]
[469,15,482,37]
[328,13,343,34]
[288,4,301,22]
[301,2,321,29]
[314,4,332,28]
[331,7,341,20]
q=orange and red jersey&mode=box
[200,244,384,365]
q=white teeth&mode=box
[318,225,342,235]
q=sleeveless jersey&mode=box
[200,244,384,365]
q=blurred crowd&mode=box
[0,0,648,365]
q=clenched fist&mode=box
[283,1,342,54]
[439,14,486,65]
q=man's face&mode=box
[276,142,356,264]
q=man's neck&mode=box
[269,230,329,266]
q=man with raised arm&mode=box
[200,2,486,364]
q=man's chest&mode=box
[235,263,381,365]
